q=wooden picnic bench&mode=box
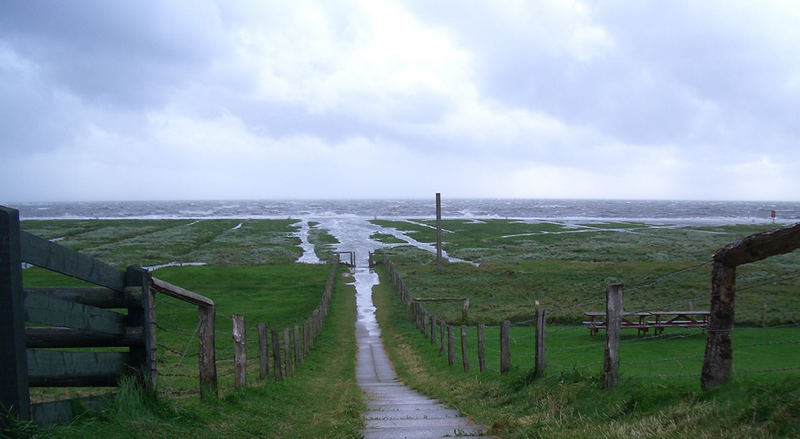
[583,310,710,336]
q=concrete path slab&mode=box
[353,265,490,439]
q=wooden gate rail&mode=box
[1,205,156,428]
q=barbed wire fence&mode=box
[152,260,340,398]
[379,252,800,387]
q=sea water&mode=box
[9,199,800,224]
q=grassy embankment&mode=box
[371,219,800,438]
[15,219,364,438]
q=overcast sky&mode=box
[2,1,799,202]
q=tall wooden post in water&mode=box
[436,193,442,274]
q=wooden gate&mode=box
[1,206,156,427]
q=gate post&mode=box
[701,261,737,391]
[0,207,30,424]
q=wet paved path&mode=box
[353,265,490,438]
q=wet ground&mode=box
[316,218,489,438]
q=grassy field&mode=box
[373,264,800,438]
[373,220,800,325]
[15,219,362,438]
[370,219,800,437]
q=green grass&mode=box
[368,232,406,244]
[373,264,800,438]
[21,219,304,267]
[374,220,800,325]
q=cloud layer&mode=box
[2,0,799,201]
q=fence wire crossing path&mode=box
[353,265,490,439]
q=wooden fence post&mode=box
[436,192,442,274]
[232,314,246,389]
[0,206,30,424]
[477,322,486,372]
[198,305,217,398]
[304,320,311,355]
[430,316,436,344]
[462,298,469,322]
[701,262,736,391]
[293,325,302,367]
[258,323,269,382]
[439,322,445,356]
[271,329,282,381]
[283,328,293,377]
[447,325,455,366]
[604,284,623,390]
[461,325,469,371]
[500,320,511,374]
[534,307,546,377]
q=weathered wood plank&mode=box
[150,277,214,308]
[27,350,128,387]
[26,327,144,348]
[19,230,125,291]
[1,206,31,423]
[714,222,800,266]
[24,291,125,335]
[23,287,142,308]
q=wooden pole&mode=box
[439,321,445,356]
[477,322,486,372]
[500,320,511,374]
[436,193,442,274]
[293,325,302,367]
[701,262,736,391]
[430,316,436,344]
[462,298,469,323]
[198,305,217,398]
[447,325,455,366]
[604,284,623,389]
[460,325,469,371]
[0,207,30,424]
[534,308,546,377]
[283,328,293,377]
[304,321,311,355]
[271,329,282,381]
[232,314,246,389]
[258,323,269,382]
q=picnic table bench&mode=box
[583,310,710,336]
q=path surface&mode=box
[353,265,490,438]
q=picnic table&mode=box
[583,310,710,336]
